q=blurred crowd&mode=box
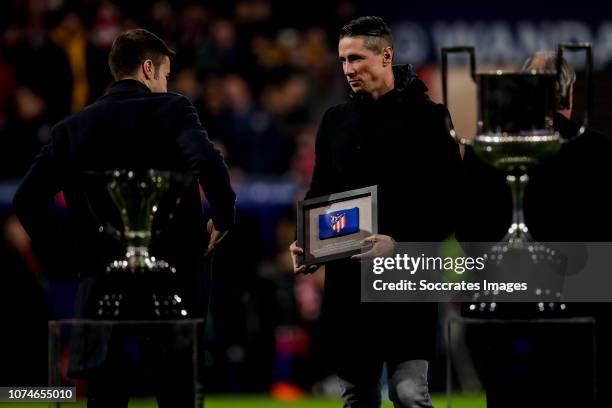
[0,0,366,180]
[0,0,368,395]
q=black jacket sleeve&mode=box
[172,96,236,231]
[393,103,463,242]
[304,108,335,200]
[12,126,77,263]
[428,104,464,240]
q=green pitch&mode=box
[204,394,485,407]
[0,393,486,407]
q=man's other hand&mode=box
[205,219,228,256]
[351,234,396,261]
[290,240,320,275]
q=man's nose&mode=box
[344,63,355,76]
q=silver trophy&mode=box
[85,169,192,319]
[106,170,173,273]
[442,44,592,313]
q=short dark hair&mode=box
[108,28,175,80]
[339,16,393,54]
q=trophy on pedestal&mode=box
[85,169,192,320]
[442,43,592,313]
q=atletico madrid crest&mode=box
[331,213,346,232]
[318,207,360,240]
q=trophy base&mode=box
[462,301,568,318]
[106,258,175,274]
[463,240,568,318]
[92,259,189,320]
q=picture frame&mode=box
[297,185,378,266]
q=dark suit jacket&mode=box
[13,79,235,258]
[12,79,236,375]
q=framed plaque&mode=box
[297,185,378,266]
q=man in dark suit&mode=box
[290,16,462,408]
[13,29,236,407]
[458,51,612,408]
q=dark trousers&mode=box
[87,363,200,408]
[322,265,437,408]
[84,325,203,408]
[337,359,433,408]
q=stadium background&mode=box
[0,0,611,406]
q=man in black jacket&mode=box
[458,52,612,408]
[290,16,462,408]
[13,29,235,407]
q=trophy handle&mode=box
[441,46,477,144]
[79,171,126,244]
[557,42,593,138]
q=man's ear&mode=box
[142,59,155,80]
[382,46,393,67]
